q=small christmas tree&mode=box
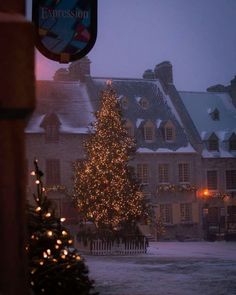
[73,85,147,235]
[27,159,97,295]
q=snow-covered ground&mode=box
[85,241,236,295]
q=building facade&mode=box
[25,58,236,240]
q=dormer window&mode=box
[208,133,219,151]
[229,133,236,151]
[45,125,59,142]
[139,97,149,109]
[210,108,220,121]
[164,120,175,142]
[40,113,61,143]
[124,119,134,137]
[144,121,155,141]
[121,97,129,109]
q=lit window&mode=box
[207,170,218,190]
[178,163,190,183]
[137,163,149,184]
[180,203,192,222]
[46,159,61,185]
[226,170,236,190]
[159,164,169,183]
[160,204,172,224]
[139,98,149,109]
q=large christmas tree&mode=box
[27,159,97,295]
[73,85,146,233]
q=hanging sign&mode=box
[32,0,97,63]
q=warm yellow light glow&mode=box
[39,260,44,266]
[62,230,67,236]
[203,189,210,197]
[61,255,66,259]
[46,249,51,255]
[76,255,81,261]
[63,249,68,255]
[43,252,47,258]
[55,245,59,249]
[57,239,62,245]
[68,239,73,244]
[35,180,40,184]
[35,207,41,212]
[45,212,51,218]
[60,217,66,222]
[30,171,36,176]
[47,230,53,237]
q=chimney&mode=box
[68,56,91,81]
[154,61,173,85]
[143,69,155,79]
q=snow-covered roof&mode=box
[25,81,95,134]
[89,77,191,152]
[179,91,236,158]
[179,91,236,135]
[137,143,196,154]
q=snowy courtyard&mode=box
[85,241,236,295]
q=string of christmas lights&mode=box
[73,86,147,231]
[27,159,97,295]
[157,184,197,193]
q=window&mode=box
[46,159,61,185]
[180,203,192,222]
[40,113,61,143]
[121,97,128,109]
[208,133,219,151]
[226,170,236,190]
[144,121,155,141]
[139,98,149,109]
[45,125,59,142]
[137,163,149,184]
[158,164,169,183]
[144,126,154,141]
[207,170,218,190]
[124,120,134,137]
[178,163,190,183]
[210,108,220,121]
[160,204,172,224]
[209,139,219,151]
[229,133,236,151]
[165,127,174,141]
[164,120,175,142]
[51,198,62,217]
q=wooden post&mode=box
[0,1,35,294]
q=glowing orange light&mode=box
[203,189,209,197]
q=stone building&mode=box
[25,58,236,240]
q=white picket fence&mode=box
[75,237,148,255]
